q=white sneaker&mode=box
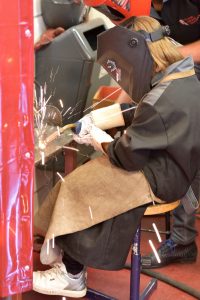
[33,262,87,298]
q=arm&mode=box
[107,102,168,171]
[91,103,125,130]
[34,27,65,50]
[178,40,200,63]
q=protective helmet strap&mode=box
[139,25,171,42]
[120,16,171,42]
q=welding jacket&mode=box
[108,57,200,204]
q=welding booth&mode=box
[35,0,110,125]
[0,0,34,298]
[1,0,200,300]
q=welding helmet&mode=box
[97,24,170,102]
[41,0,89,29]
[83,0,151,24]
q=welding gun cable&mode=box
[124,263,200,299]
[45,123,79,144]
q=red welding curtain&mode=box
[0,0,34,297]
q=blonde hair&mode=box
[133,16,184,72]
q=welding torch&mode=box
[43,122,82,146]
[40,103,126,149]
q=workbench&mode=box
[35,127,77,176]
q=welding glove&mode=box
[75,113,94,137]
[91,103,125,130]
[89,125,114,153]
[73,125,113,153]
[75,103,125,137]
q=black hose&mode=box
[124,263,200,299]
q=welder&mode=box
[84,0,200,270]
[33,14,200,298]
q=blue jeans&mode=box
[171,203,197,245]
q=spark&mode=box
[46,239,50,255]
[44,93,52,106]
[34,83,49,143]
[101,105,137,123]
[38,140,46,151]
[57,172,65,182]
[84,87,122,113]
[63,145,91,159]
[67,87,134,121]
[63,146,79,152]
[44,82,47,95]
[52,234,55,249]
[50,68,54,81]
[89,206,93,220]
[57,126,61,136]
[67,110,84,120]
[59,99,64,108]
[52,65,60,82]
[152,223,162,243]
[67,100,83,117]
[41,151,45,165]
[63,106,72,117]
[149,240,161,263]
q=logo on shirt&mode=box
[112,0,130,10]
[179,14,200,25]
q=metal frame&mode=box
[87,224,157,300]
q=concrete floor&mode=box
[21,213,200,300]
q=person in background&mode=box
[33,16,200,297]
[34,0,90,50]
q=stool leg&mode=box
[165,212,171,239]
[130,225,141,300]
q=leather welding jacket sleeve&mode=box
[107,101,168,172]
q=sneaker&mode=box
[141,239,197,269]
[33,262,87,298]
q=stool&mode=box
[130,200,180,300]
[87,200,180,300]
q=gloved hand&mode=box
[75,113,93,137]
[73,125,113,153]
[72,113,93,145]
[90,125,114,152]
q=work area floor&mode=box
[24,213,200,300]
